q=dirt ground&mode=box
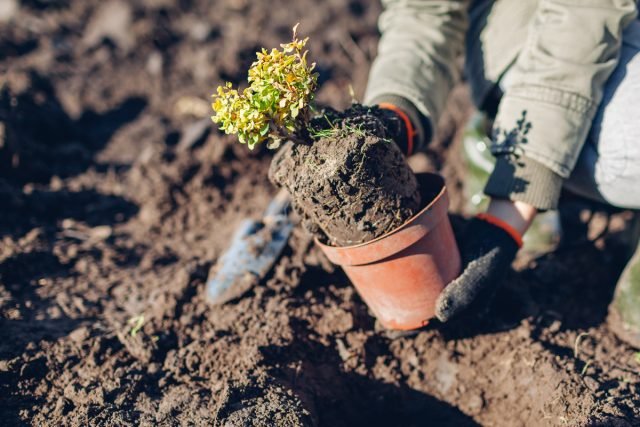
[1,0,639,426]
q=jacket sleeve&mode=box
[485,0,637,210]
[364,0,468,151]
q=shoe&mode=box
[607,213,640,349]
[462,111,561,254]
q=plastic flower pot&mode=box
[316,173,461,330]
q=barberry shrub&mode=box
[211,24,318,149]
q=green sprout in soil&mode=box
[307,115,340,139]
[635,352,640,365]
[211,24,319,149]
[573,332,590,358]
[573,332,595,376]
[307,114,367,140]
[128,314,145,337]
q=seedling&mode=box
[128,314,145,337]
[635,352,640,365]
[573,332,595,377]
[573,332,590,358]
[211,24,318,149]
[580,360,592,376]
[307,114,367,140]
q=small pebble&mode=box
[89,225,112,241]
[583,376,599,391]
[83,1,134,52]
[467,393,484,414]
[69,326,89,343]
[146,52,163,76]
[0,0,18,23]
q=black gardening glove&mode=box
[435,215,522,323]
[370,95,433,156]
[373,104,415,156]
[371,106,411,151]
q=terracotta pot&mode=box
[316,173,461,330]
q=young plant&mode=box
[128,314,145,337]
[211,24,318,149]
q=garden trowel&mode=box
[206,189,293,305]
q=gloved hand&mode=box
[373,103,416,155]
[435,214,522,323]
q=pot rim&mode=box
[315,173,449,265]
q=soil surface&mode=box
[1,1,639,426]
[269,105,420,246]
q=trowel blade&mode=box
[206,215,294,305]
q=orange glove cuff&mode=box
[378,102,416,156]
[476,213,524,248]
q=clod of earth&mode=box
[269,104,421,246]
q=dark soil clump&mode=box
[269,104,421,246]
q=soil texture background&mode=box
[1,0,639,426]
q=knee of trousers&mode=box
[585,32,640,210]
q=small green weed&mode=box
[580,360,592,376]
[128,314,145,337]
[308,115,340,139]
[573,332,590,358]
[308,114,368,140]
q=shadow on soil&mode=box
[0,70,147,184]
[0,249,88,426]
[0,70,142,240]
[0,250,85,356]
[0,187,139,238]
[436,239,627,341]
[261,320,479,427]
[426,220,632,398]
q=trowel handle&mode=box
[263,189,291,218]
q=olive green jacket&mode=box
[365,0,638,210]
